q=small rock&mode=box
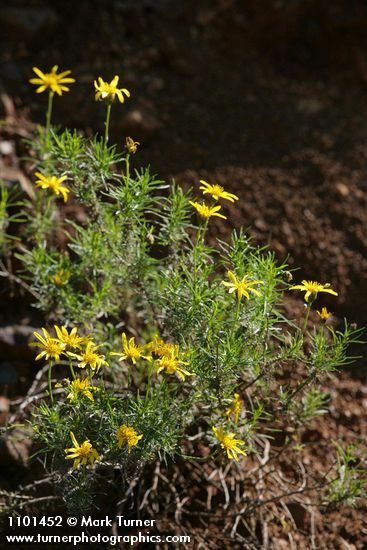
[254,218,267,231]
[335,182,349,197]
[0,140,14,156]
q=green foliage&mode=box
[2,98,364,518]
[326,443,366,507]
[0,182,25,255]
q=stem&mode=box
[234,298,241,323]
[302,303,311,334]
[104,103,112,148]
[200,218,209,243]
[127,361,132,387]
[145,362,154,397]
[125,153,130,181]
[47,362,54,404]
[69,359,76,380]
[46,91,54,135]
[215,334,222,407]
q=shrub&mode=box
[1,66,365,525]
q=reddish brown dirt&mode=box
[1,1,367,548]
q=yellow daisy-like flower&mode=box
[156,351,193,381]
[189,201,227,220]
[225,393,243,423]
[49,268,70,286]
[116,424,143,453]
[64,432,99,469]
[222,271,263,301]
[66,378,95,402]
[68,341,108,373]
[94,76,130,103]
[289,280,338,303]
[199,180,239,203]
[110,333,149,364]
[54,326,85,350]
[126,136,140,154]
[35,172,70,202]
[212,426,247,461]
[29,65,75,96]
[145,336,177,358]
[31,328,66,361]
[317,307,332,321]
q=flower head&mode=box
[145,336,177,358]
[54,326,85,350]
[110,333,148,364]
[199,180,239,202]
[66,378,94,402]
[49,268,70,286]
[69,341,108,373]
[317,307,332,321]
[225,393,243,423]
[64,432,99,469]
[222,271,263,301]
[289,280,338,303]
[126,136,140,154]
[116,424,143,453]
[156,351,193,381]
[189,201,227,220]
[212,426,247,461]
[31,328,66,361]
[29,65,75,96]
[94,76,130,103]
[35,172,70,202]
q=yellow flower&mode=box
[222,271,263,301]
[35,172,70,202]
[31,328,66,361]
[317,307,332,321]
[156,351,193,381]
[49,268,70,286]
[68,341,108,373]
[225,393,243,423]
[189,201,227,220]
[110,333,148,364]
[54,326,85,350]
[94,76,130,103]
[212,426,247,461]
[145,336,177,358]
[29,65,75,96]
[66,378,94,402]
[199,180,239,202]
[64,432,99,469]
[289,280,338,303]
[126,136,140,154]
[116,424,143,453]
